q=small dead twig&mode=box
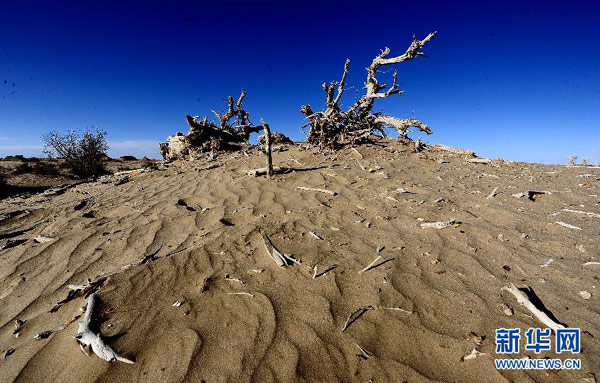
[309,231,323,240]
[555,221,582,230]
[420,219,456,229]
[562,209,600,219]
[313,265,337,279]
[227,292,255,297]
[358,256,395,274]
[352,148,363,159]
[296,186,337,196]
[50,277,107,313]
[356,344,372,360]
[486,186,499,199]
[224,273,245,285]
[260,232,301,267]
[342,305,376,332]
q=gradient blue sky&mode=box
[0,0,598,163]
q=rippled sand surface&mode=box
[1,141,598,382]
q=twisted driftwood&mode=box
[75,292,134,363]
[302,32,436,149]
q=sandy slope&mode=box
[0,141,599,382]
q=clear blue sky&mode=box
[0,0,598,163]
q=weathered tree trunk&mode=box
[261,119,273,179]
[159,90,266,161]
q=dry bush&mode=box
[13,162,33,175]
[43,129,108,179]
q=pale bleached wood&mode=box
[261,118,273,179]
[501,283,565,332]
[74,293,134,363]
[296,186,337,196]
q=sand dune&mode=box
[1,141,599,382]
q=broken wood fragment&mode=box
[501,283,565,332]
[34,235,55,243]
[562,209,600,219]
[432,144,475,156]
[296,186,337,196]
[34,325,66,340]
[420,219,456,229]
[511,190,549,201]
[260,232,300,267]
[461,348,485,361]
[50,277,107,313]
[467,158,491,164]
[313,265,337,279]
[75,292,134,363]
[224,273,245,285]
[227,292,255,297]
[342,305,376,332]
[583,262,600,266]
[555,221,582,230]
[486,186,499,200]
[356,344,372,360]
[358,255,395,274]
[309,231,323,240]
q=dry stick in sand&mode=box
[224,273,245,285]
[562,208,600,219]
[227,292,255,297]
[260,118,274,179]
[352,147,363,159]
[486,186,499,199]
[260,231,301,267]
[420,219,456,229]
[356,344,372,360]
[50,277,107,313]
[501,283,565,332]
[75,292,134,363]
[309,231,323,240]
[342,305,376,332]
[296,186,337,196]
[313,265,337,279]
[583,262,600,266]
[555,221,582,230]
[358,255,395,274]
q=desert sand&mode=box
[1,141,599,382]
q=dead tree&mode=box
[301,32,436,149]
[260,119,274,179]
[160,89,263,161]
